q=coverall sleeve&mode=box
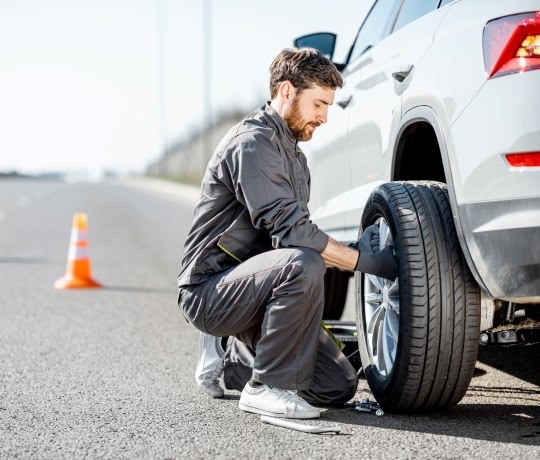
[219,131,329,253]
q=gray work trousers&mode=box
[179,248,358,405]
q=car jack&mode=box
[354,398,384,416]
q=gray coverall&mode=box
[178,103,357,405]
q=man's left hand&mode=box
[350,224,399,280]
[349,223,380,254]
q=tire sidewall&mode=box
[356,185,416,407]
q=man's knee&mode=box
[286,247,325,285]
[332,368,359,404]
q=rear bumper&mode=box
[459,196,540,302]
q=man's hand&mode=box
[351,224,399,280]
[351,223,380,254]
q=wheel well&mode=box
[393,121,445,182]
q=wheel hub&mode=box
[361,217,399,377]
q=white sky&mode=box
[0,0,370,177]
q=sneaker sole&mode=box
[238,402,320,419]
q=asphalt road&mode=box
[1,178,539,459]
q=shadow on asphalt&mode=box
[104,285,177,294]
[323,402,540,446]
[477,343,540,387]
[210,346,540,446]
[320,344,540,446]
[0,256,49,264]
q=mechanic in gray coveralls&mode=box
[178,48,398,419]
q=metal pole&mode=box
[202,0,212,176]
[157,0,167,176]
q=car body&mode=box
[297,0,540,412]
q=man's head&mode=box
[269,48,343,142]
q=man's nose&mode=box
[317,109,328,124]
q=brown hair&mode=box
[269,48,343,99]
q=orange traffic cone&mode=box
[54,213,101,289]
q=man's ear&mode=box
[278,81,295,102]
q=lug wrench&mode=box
[261,415,341,434]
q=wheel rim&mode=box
[362,218,399,377]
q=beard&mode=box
[283,97,320,142]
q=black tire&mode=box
[323,268,351,320]
[355,181,480,413]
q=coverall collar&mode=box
[264,102,298,151]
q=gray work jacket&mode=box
[177,103,329,287]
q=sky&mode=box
[0,0,370,178]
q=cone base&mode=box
[54,274,102,289]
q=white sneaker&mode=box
[239,382,320,419]
[198,356,225,398]
[195,333,226,398]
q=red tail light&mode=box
[483,11,540,79]
[506,152,540,167]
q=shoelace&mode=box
[269,387,305,405]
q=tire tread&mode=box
[357,181,480,413]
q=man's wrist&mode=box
[353,248,361,271]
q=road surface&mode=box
[1,178,539,459]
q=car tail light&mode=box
[483,11,540,79]
[505,152,540,167]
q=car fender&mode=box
[391,105,488,294]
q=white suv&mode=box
[296,0,540,412]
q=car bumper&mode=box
[459,196,540,302]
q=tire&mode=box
[355,181,481,413]
[323,268,351,320]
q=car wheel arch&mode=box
[390,105,488,294]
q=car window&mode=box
[438,0,456,7]
[392,0,440,32]
[348,0,402,63]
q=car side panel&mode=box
[344,7,449,233]
[301,101,351,238]
[407,0,540,204]
[402,0,540,299]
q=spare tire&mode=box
[355,181,480,413]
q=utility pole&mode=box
[157,0,168,176]
[202,0,212,175]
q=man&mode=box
[178,48,398,419]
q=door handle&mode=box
[392,64,414,82]
[337,95,352,109]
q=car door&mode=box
[301,98,350,241]
[343,0,446,236]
